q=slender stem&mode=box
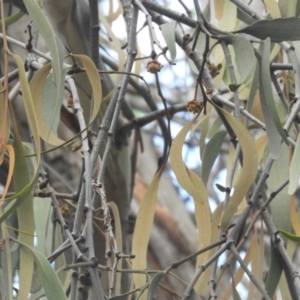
[230,244,271,300]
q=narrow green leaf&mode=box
[258,38,288,159]
[288,135,300,194]
[161,21,176,60]
[0,10,24,30]
[11,238,67,300]
[265,241,283,297]
[147,273,164,300]
[269,143,291,232]
[201,131,227,185]
[278,229,300,243]
[220,35,255,84]
[235,17,300,42]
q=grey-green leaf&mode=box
[235,17,300,42]
[23,0,62,83]
[42,69,67,135]
[265,241,283,298]
[220,35,255,84]
[147,272,164,300]
[11,238,67,300]
[258,38,288,159]
[161,21,177,60]
[201,130,227,185]
[288,135,300,194]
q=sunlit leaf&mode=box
[161,21,176,60]
[132,168,163,298]
[264,0,281,18]
[71,54,102,122]
[218,0,237,31]
[170,119,207,205]
[170,120,211,295]
[235,17,300,42]
[214,106,258,231]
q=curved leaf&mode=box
[215,107,258,231]
[201,130,227,185]
[30,55,101,146]
[161,21,176,60]
[288,134,300,195]
[265,241,283,298]
[258,38,288,159]
[170,120,207,205]
[23,0,63,92]
[235,17,300,42]
[1,53,40,218]
[13,127,35,299]
[278,229,300,243]
[147,272,164,300]
[11,238,67,300]
[220,35,255,84]
[131,169,163,298]
[71,54,102,122]
[170,120,211,295]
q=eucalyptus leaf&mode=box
[258,38,288,159]
[147,273,165,300]
[279,229,300,243]
[265,241,283,297]
[288,134,300,195]
[220,35,255,84]
[235,17,300,42]
[201,130,227,185]
[11,238,67,300]
[161,21,177,60]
